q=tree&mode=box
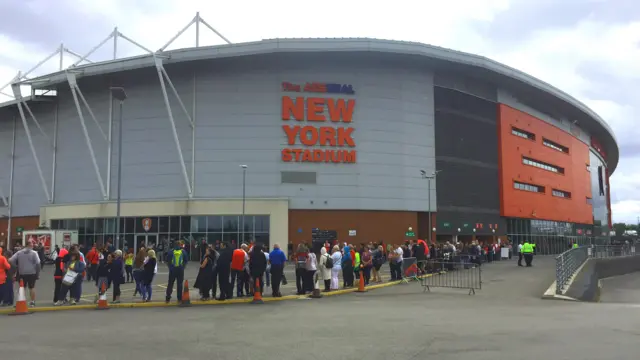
[613,223,627,236]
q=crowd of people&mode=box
[0,236,526,307]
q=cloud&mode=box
[0,0,638,223]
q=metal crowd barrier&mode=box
[555,244,638,294]
[417,260,482,295]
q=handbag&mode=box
[62,269,79,286]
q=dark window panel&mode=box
[85,219,95,234]
[95,218,104,233]
[223,216,239,232]
[124,218,134,234]
[169,216,180,234]
[240,215,254,233]
[180,216,191,234]
[255,215,270,232]
[158,217,169,233]
[207,216,223,232]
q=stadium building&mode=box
[0,14,618,256]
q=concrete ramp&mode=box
[600,272,640,303]
[565,256,640,302]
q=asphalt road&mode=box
[600,271,640,304]
[2,256,640,360]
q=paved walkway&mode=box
[4,256,639,360]
[600,272,640,304]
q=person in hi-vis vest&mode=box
[165,241,188,303]
[522,240,534,267]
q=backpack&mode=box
[325,254,334,269]
[171,249,184,268]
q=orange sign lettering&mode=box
[281,95,356,164]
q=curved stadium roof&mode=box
[2,37,619,173]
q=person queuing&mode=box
[132,246,147,297]
[216,242,233,301]
[330,245,342,290]
[249,243,267,295]
[0,247,11,306]
[53,247,69,304]
[195,247,215,301]
[263,248,271,288]
[1,249,14,306]
[231,244,250,298]
[94,253,111,303]
[140,249,157,302]
[372,245,385,283]
[294,244,309,295]
[54,250,86,306]
[109,250,125,304]
[318,247,331,292]
[341,244,354,288]
[360,246,373,285]
[85,244,100,282]
[9,240,41,307]
[165,241,188,303]
[304,247,317,293]
[268,243,286,298]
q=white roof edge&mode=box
[1,38,619,171]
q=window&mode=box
[586,197,593,205]
[552,189,571,198]
[522,156,565,174]
[514,181,545,193]
[543,138,569,153]
[511,127,535,140]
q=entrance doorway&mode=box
[134,234,158,253]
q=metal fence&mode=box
[507,234,611,256]
[555,245,638,294]
[418,260,482,295]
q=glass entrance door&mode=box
[134,234,158,252]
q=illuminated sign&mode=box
[281,82,357,164]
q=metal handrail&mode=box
[555,245,637,294]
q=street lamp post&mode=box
[110,87,127,250]
[421,169,441,244]
[240,164,248,249]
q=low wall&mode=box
[565,256,640,302]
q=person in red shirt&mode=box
[0,247,11,305]
[86,245,100,282]
[230,244,249,298]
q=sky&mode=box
[0,0,638,223]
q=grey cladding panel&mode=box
[2,54,438,214]
[281,171,317,184]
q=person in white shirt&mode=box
[318,247,332,292]
[391,246,403,280]
[305,250,317,293]
[263,250,271,287]
[517,242,524,267]
[330,246,342,290]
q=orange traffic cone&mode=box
[96,282,109,310]
[9,280,31,316]
[251,278,264,304]
[180,280,191,307]
[356,270,367,293]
